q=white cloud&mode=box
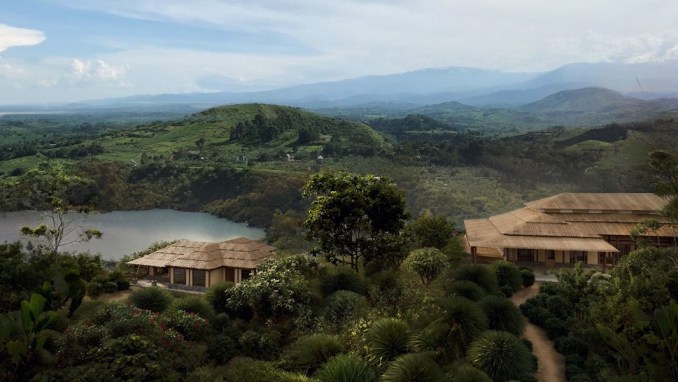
[0,23,45,53]
[64,58,128,86]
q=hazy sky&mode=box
[1,0,678,104]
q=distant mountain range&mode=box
[3,61,678,130]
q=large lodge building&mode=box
[463,193,676,267]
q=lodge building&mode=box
[463,193,676,267]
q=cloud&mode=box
[64,58,128,86]
[0,23,45,53]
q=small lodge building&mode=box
[128,237,275,288]
[463,193,676,267]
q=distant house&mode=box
[128,237,275,288]
[463,193,675,267]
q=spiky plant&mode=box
[365,318,411,369]
[468,331,534,382]
[315,354,377,382]
[478,295,525,336]
[447,364,492,382]
[381,353,444,382]
[128,286,172,313]
[283,334,343,374]
[446,280,486,301]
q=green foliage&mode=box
[318,266,368,297]
[323,290,368,330]
[414,296,488,362]
[128,287,173,313]
[206,281,235,314]
[490,261,523,296]
[315,354,378,382]
[227,255,317,320]
[403,247,447,287]
[447,365,492,382]
[449,264,499,295]
[478,295,525,336]
[170,296,216,321]
[304,171,409,271]
[238,329,282,360]
[446,280,486,301]
[520,267,535,287]
[366,269,407,316]
[467,330,534,382]
[364,318,411,369]
[282,334,343,374]
[220,357,313,382]
[381,353,444,382]
[405,212,455,249]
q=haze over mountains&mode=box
[3,60,678,130]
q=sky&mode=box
[1,0,678,104]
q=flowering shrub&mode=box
[169,309,210,342]
[228,255,316,320]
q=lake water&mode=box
[0,210,265,260]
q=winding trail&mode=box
[511,282,566,382]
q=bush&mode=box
[170,296,216,321]
[479,295,525,336]
[544,316,568,338]
[207,333,237,364]
[520,267,535,287]
[128,287,173,313]
[283,334,343,373]
[468,331,534,382]
[367,270,405,315]
[317,266,367,297]
[315,354,377,382]
[545,295,572,319]
[323,290,368,330]
[499,285,514,298]
[364,318,411,369]
[447,280,486,301]
[103,282,118,293]
[381,353,443,382]
[450,264,499,294]
[491,261,523,293]
[206,281,234,314]
[403,247,447,286]
[115,279,130,291]
[554,336,589,358]
[448,365,492,382]
[239,330,282,360]
[223,357,313,382]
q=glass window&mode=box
[192,270,206,287]
[517,248,534,262]
[546,250,555,260]
[569,251,587,264]
[241,269,252,281]
[174,268,186,284]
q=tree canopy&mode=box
[304,171,409,271]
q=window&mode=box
[192,270,206,287]
[174,268,186,284]
[546,250,555,260]
[517,248,535,262]
[569,251,587,264]
[241,269,252,281]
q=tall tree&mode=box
[304,171,408,271]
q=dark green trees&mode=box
[304,171,409,271]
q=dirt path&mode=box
[511,282,566,382]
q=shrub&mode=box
[499,285,514,298]
[403,247,447,286]
[169,310,211,342]
[103,282,118,293]
[206,333,237,364]
[448,365,492,382]
[315,354,377,382]
[520,267,535,287]
[239,330,282,360]
[206,281,234,314]
[491,261,523,293]
[323,290,368,330]
[171,296,216,321]
[381,353,443,382]
[223,357,313,382]
[544,317,568,338]
[128,287,173,313]
[318,266,367,297]
[364,318,411,369]
[450,264,499,294]
[479,295,525,336]
[367,270,405,315]
[554,336,589,358]
[545,295,572,319]
[283,334,343,373]
[447,280,486,301]
[468,331,534,382]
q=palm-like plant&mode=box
[283,333,343,374]
[467,330,534,382]
[381,353,444,382]
[315,354,378,382]
[412,296,487,362]
[447,364,492,382]
[446,280,486,301]
[365,318,411,370]
[478,295,525,336]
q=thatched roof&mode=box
[127,237,275,270]
[464,193,672,255]
[526,193,667,213]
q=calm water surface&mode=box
[0,210,264,260]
